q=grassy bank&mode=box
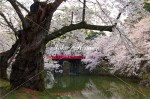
[0,79,56,99]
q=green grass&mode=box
[0,79,57,99]
[0,79,10,87]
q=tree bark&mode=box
[10,44,45,91]
[9,20,49,91]
[9,0,66,91]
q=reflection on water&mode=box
[45,71,55,89]
[47,76,150,99]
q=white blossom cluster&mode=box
[44,55,60,71]
[83,17,150,76]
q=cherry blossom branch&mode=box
[71,12,74,24]
[16,1,30,13]
[115,2,131,26]
[7,0,27,29]
[0,12,18,35]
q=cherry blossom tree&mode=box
[82,0,150,86]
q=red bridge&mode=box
[48,55,85,60]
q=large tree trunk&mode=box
[10,44,45,91]
[9,0,67,91]
[10,14,51,91]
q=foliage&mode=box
[144,3,150,12]
[0,79,9,87]
[85,31,106,40]
[142,73,150,80]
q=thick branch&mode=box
[41,0,66,31]
[45,22,114,43]
[7,0,27,29]
[0,12,18,35]
[16,1,30,13]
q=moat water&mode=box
[47,75,150,99]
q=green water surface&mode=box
[47,76,150,99]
